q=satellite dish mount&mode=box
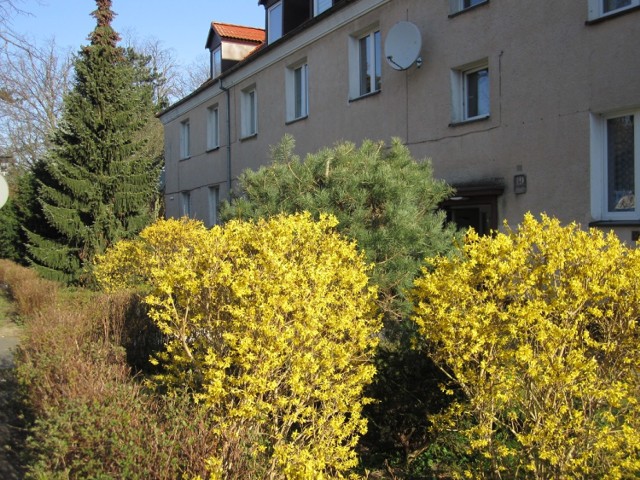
[384,21,423,71]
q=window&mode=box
[349,28,381,99]
[208,186,219,227]
[286,62,308,121]
[588,0,639,19]
[180,119,190,158]
[210,46,222,79]
[314,0,332,15]
[451,60,490,123]
[359,30,381,96]
[207,105,219,150]
[268,1,283,44]
[591,111,640,220]
[449,0,488,15]
[465,68,489,119]
[241,87,257,138]
[181,191,191,217]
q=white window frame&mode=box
[588,0,639,20]
[314,0,332,16]
[241,86,257,138]
[348,27,381,100]
[268,1,283,44]
[207,105,219,150]
[451,59,490,123]
[181,190,191,217]
[286,60,309,122]
[208,185,219,227]
[449,0,488,15]
[180,119,190,159]
[590,110,640,221]
[210,46,222,79]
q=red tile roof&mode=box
[212,22,265,44]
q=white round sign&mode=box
[0,174,8,209]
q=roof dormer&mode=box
[205,22,265,79]
[259,0,336,44]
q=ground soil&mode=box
[0,295,26,479]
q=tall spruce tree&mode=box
[24,0,163,283]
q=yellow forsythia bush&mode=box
[411,213,640,479]
[95,212,381,479]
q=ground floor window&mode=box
[590,110,639,221]
[181,191,191,217]
[208,186,219,227]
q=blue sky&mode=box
[9,0,266,65]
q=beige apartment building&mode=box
[159,0,640,241]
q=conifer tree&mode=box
[24,0,163,283]
[222,134,458,320]
[0,198,20,262]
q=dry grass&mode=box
[0,260,221,479]
[0,260,57,319]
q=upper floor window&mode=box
[314,0,332,16]
[359,30,381,96]
[241,87,257,138]
[180,119,190,159]
[449,0,489,15]
[590,111,639,220]
[207,105,219,150]
[349,28,381,99]
[286,61,309,121]
[451,60,490,123]
[268,1,283,44]
[210,46,222,79]
[588,0,640,20]
[465,67,489,119]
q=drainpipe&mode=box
[219,78,232,201]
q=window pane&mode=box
[268,2,283,43]
[181,121,190,157]
[466,68,489,118]
[181,191,191,217]
[207,107,218,149]
[294,66,303,118]
[463,0,485,8]
[208,187,219,227]
[374,30,381,92]
[359,36,370,95]
[293,64,308,119]
[315,0,332,15]
[211,48,221,78]
[607,115,635,211]
[603,0,632,13]
[249,91,256,134]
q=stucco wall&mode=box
[161,0,640,240]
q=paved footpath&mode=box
[0,327,20,368]
[0,303,24,479]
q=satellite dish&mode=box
[384,21,422,71]
[0,174,8,210]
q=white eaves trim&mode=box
[159,0,390,124]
